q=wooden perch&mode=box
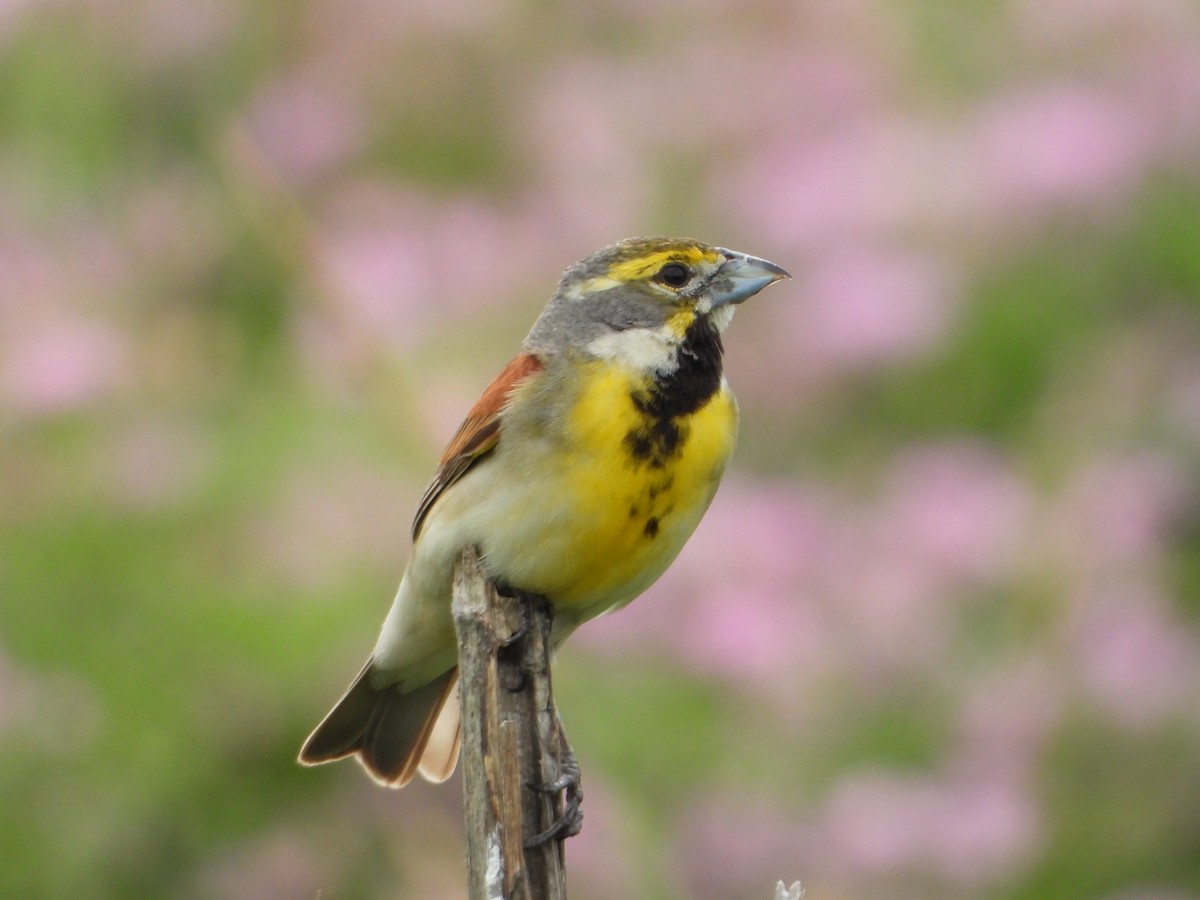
[452,547,576,900]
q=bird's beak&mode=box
[710,250,791,307]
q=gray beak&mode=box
[710,249,791,307]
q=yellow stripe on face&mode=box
[665,308,695,338]
[606,247,720,283]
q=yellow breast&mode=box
[503,359,738,620]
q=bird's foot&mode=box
[525,754,583,847]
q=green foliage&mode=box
[1020,720,1200,898]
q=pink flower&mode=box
[1055,453,1189,570]
[2,320,129,416]
[577,479,843,706]
[675,798,816,900]
[725,246,959,400]
[1069,583,1199,730]
[956,657,1064,783]
[876,443,1031,585]
[789,248,957,374]
[190,830,326,900]
[1012,0,1197,54]
[728,117,969,251]
[250,462,415,593]
[516,58,647,240]
[678,771,1041,897]
[312,184,557,359]
[812,443,1030,679]
[313,186,443,347]
[553,777,637,900]
[246,71,365,185]
[106,419,215,510]
[677,583,834,688]
[1134,41,1200,154]
[973,84,1155,212]
[820,770,1041,887]
[122,172,224,283]
[128,0,239,67]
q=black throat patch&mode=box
[623,315,724,468]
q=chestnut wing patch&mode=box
[411,352,544,540]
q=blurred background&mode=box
[2,0,1199,897]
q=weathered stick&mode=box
[452,547,567,900]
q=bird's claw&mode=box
[524,765,583,847]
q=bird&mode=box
[299,236,789,797]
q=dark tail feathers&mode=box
[298,664,458,787]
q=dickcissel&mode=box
[299,236,789,787]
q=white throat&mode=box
[585,323,682,375]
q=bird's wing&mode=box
[411,352,544,540]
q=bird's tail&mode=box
[298,663,461,787]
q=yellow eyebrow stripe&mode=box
[606,247,719,282]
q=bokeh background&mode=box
[3,0,1199,897]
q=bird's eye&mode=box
[656,262,691,288]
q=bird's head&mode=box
[526,237,789,369]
